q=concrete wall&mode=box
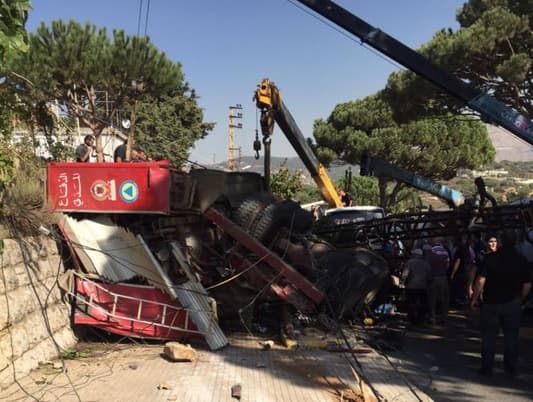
[0,235,76,390]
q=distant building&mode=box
[471,168,508,177]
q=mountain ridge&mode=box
[207,124,533,179]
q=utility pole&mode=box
[228,104,243,171]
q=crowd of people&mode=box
[75,135,150,162]
[401,231,532,377]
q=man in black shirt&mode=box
[75,135,94,162]
[338,189,352,207]
[470,230,532,377]
[114,143,127,162]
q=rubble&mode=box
[163,342,198,362]
[49,163,391,351]
[231,383,242,400]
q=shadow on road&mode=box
[379,308,533,402]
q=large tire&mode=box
[316,248,389,318]
[232,192,276,230]
[251,200,314,243]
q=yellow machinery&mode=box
[254,78,342,208]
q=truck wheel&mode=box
[251,200,314,243]
[316,248,389,318]
[232,192,276,230]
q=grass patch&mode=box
[62,348,94,360]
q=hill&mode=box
[488,125,533,162]
[209,156,356,185]
[208,123,533,181]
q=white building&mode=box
[11,127,127,162]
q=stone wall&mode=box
[0,235,77,390]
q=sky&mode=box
[27,0,466,166]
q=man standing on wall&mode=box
[75,135,94,162]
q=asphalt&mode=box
[375,306,533,402]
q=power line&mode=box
[136,0,143,36]
[137,0,151,37]
[286,0,405,72]
[144,0,151,37]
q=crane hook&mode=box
[253,129,261,159]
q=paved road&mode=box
[378,307,533,402]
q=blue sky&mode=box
[27,0,465,166]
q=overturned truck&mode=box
[48,161,389,349]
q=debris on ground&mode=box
[163,341,198,362]
[231,383,242,400]
[280,330,299,349]
[261,340,274,350]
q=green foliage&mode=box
[8,162,42,208]
[314,94,495,209]
[0,143,14,186]
[6,19,212,161]
[269,164,304,200]
[294,185,322,204]
[313,95,395,164]
[48,140,74,162]
[384,0,533,121]
[61,348,93,360]
[0,140,43,236]
[135,90,214,166]
[0,0,31,64]
[340,176,380,206]
[0,0,30,140]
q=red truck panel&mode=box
[47,161,172,213]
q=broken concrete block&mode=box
[231,384,241,400]
[163,342,198,362]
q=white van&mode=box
[323,206,385,224]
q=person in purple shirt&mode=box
[426,238,451,325]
